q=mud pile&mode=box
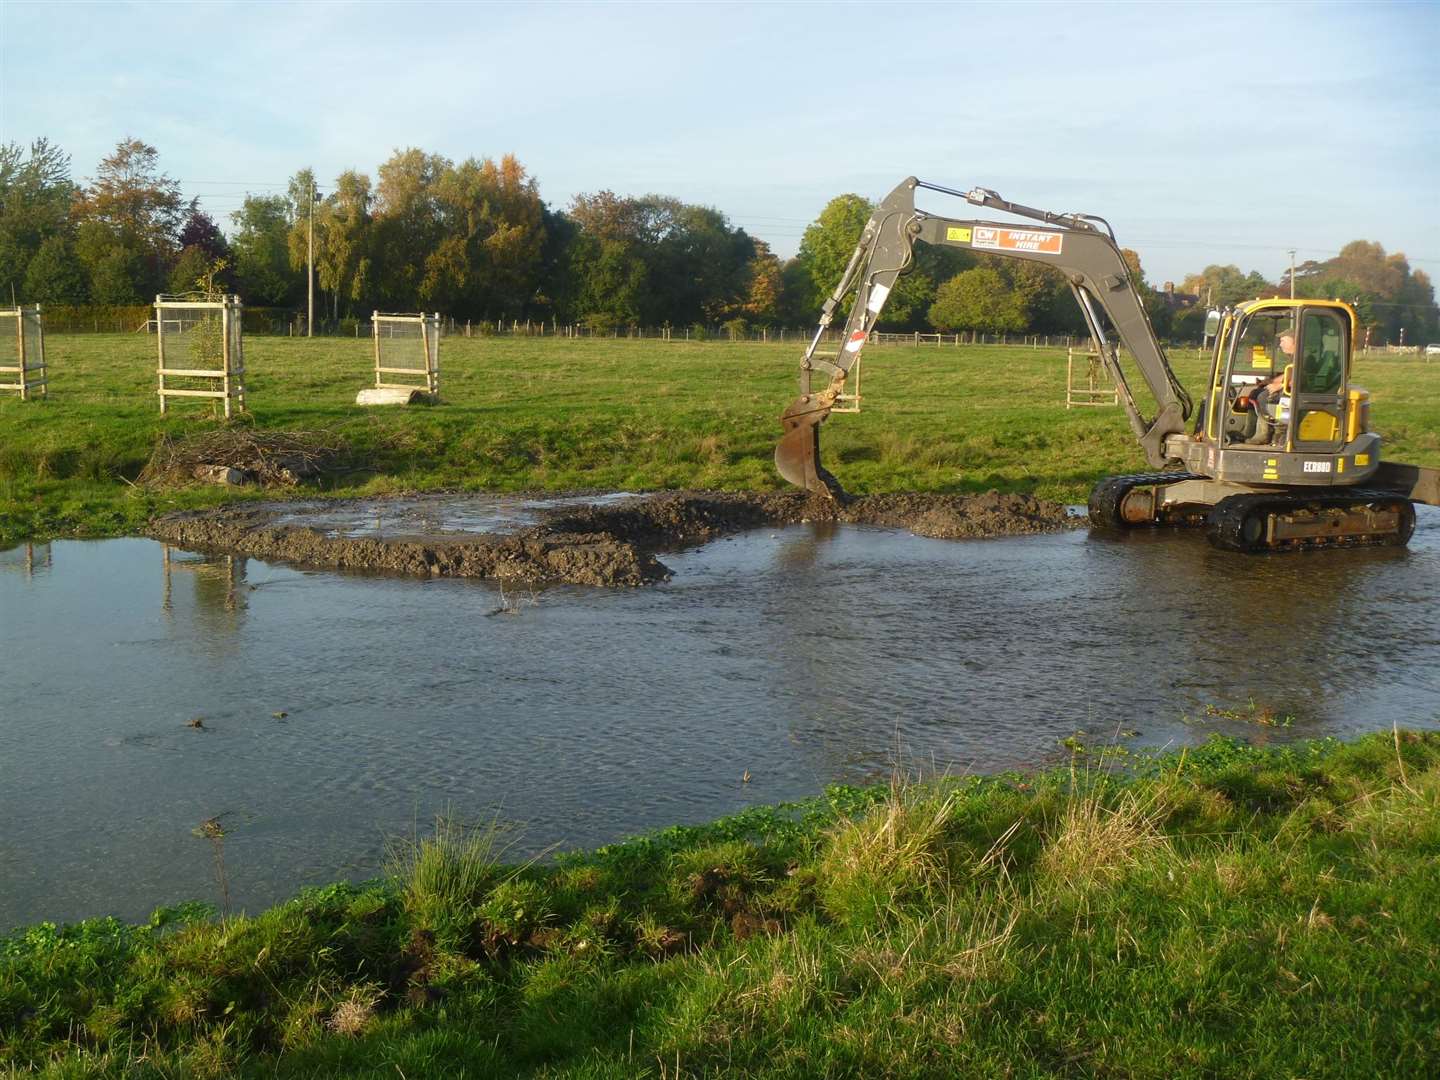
[148,489,1079,588]
[843,490,1077,539]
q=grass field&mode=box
[4,732,1439,1077]
[3,333,1439,547]
[5,339,1440,1075]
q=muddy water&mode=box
[266,491,644,537]
[3,509,1439,927]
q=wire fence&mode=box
[28,306,1436,356]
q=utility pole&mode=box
[307,179,321,338]
[1287,249,1296,300]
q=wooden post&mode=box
[32,306,45,399]
[16,312,26,401]
[221,299,232,419]
[155,295,167,414]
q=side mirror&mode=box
[1203,309,1222,339]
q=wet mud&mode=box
[147,489,1079,587]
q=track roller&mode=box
[1206,491,1416,553]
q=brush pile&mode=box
[139,429,345,488]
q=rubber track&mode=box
[1207,489,1417,553]
[1087,472,1206,530]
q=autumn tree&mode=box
[420,154,546,319]
[554,191,754,328]
[740,239,783,324]
[366,149,448,309]
[1179,264,1273,307]
[314,170,373,319]
[73,138,183,299]
[556,192,648,328]
[1292,240,1437,344]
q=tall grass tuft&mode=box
[385,812,511,951]
[1038,781,1170,890]
[817,775,958,928]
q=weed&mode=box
[1203,697,1296,727]
[324,982,383,1037]
[193,815,231,917]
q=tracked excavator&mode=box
[775,177,1440,552]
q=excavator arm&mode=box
[777,177,1193,498]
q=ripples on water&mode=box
[2,505,1438,926]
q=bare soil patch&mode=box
[147,489,1078,587]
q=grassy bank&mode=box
[4,732,1439,1077]
[4,334,1439,546]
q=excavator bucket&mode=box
[776,392,847,500]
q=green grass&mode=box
[4,333,1438,546]
[4,732,1439,1077]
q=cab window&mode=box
[1234,313,1294,381]
[1299,311,1345,394]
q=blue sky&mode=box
[2,0,1437,286]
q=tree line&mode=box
[2,137,1435,343]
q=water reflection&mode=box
[1,511,1438,928]
[161,544,249,615]
[0,541,51,578]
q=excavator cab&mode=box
[1205,299,1358,466]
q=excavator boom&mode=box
[776,177,1192,498]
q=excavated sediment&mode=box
[147,489,1079,588]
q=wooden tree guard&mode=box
[372,311,440,400]
[0,304,47,400]
[156,295,246,418]
[1065,346,1118,409]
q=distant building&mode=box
[1155,282,1200,310]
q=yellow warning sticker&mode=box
[1251,345,1270,368]
[1355,453,1370,466]
[946,227,972,243]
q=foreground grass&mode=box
[3,334,1438,546]
[4,732,1439,1077]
